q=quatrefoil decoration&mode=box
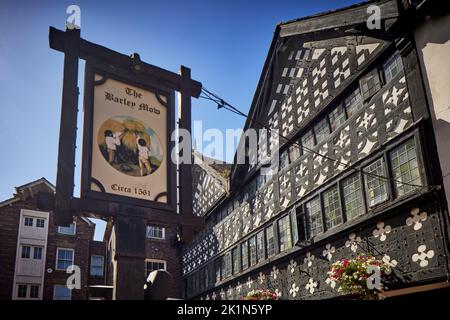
[275,288,282,298]
[382,254,398,275]
[303,252,315,267]
[246,277,253,288]
[258,272,266,284]
[412,245,435,267]
[288,259,298,274]
[372,221,392,242]
[345,233,362,252]
[305,278,318,294]
[270,266,280,280]
[322,244,336,261]
[289,283,299,297]
[406,208,428,231]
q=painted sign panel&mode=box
[81,64,175,210]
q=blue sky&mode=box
[0,0,361,240]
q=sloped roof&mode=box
[228,0,399,189]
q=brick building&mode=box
[0,178,106,300]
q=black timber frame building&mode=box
[182,0,450,300]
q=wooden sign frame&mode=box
[81,62,177,212]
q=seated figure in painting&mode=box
[136,134,153,176]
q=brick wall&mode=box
[0,199,36,299]
[0,180,107,300]
[144,224,182,298]
[42,215,95,300]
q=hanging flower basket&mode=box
[327,254,392,300]
[241,289,279,300]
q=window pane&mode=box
[277,215,292,252]
[58,223,75,235]
[21,246,31,259]
[329,105,346,131]
[390,138,421,197]
[146,225,165,239]
[305,197,323,238]
[232,247,239,274]
[343,174,365,220]
[24,217,33,227]
[33,247,43,260]
[30,285,39,298]
[90,256,104,276]
[314,118,330,144]
[53,285,71,300]
[301,130,315,153]
[241,242,249,270]
[18,285,27,298]
[215,259,221,283]
[364,158,389,207]
[222,253,232,279]
[323,186,342,229]
[290,145,301,163]
[256,231,265,262]
[146,260,166,278]
[280,149,290,169]
[57,249,73,270]
[360,69,381,101]
[344,88,363,118]
[36,219,45,228]
[265,226,275,258]
[383,52,403,83]
[249,237,257,266]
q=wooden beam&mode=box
[54,28,80,227]
[37,191,204,228]
[178,66,194,218]
[49,27,202,98]
[382,281,450,298]
[279,0,399,38]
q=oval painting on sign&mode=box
[97,116,164,177]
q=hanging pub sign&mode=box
[81,63,176,211]
[40,27,201,226]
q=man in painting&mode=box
[104,130,123,164]
[136,134,153,176]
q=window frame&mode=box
[363,157,390,208]
[21,245,31,259]
[146,225,166,240]
[341,172,366,221]
[90,255,105,277]
[24,217,34,227]
[388,136,422,199]
[33,246,43,260]
[277,214,293,252]
[322,185,343,231]
[241,241,249,270]
[382,52,403,84]
[265,224,276,258]
[145,258,166,277]
[55,248,74,271]
[359,68,382,102]
[57,222,76,236]
[53,284,72,300]
[36,218,45,228]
